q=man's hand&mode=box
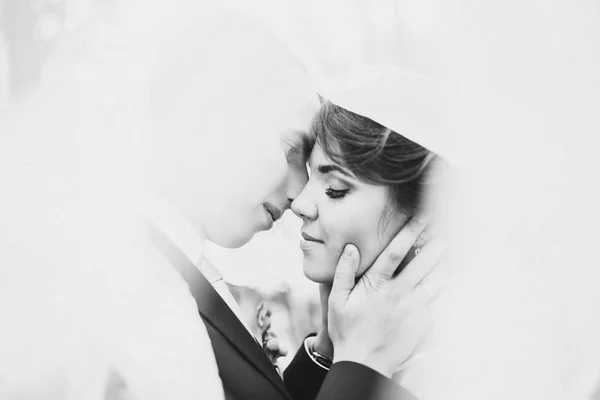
[327,216,445,378]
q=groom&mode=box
[143,10,438,400]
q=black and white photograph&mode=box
[1,0,600,399]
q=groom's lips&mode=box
[263,202,283,223]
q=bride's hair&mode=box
[312,100,435,216]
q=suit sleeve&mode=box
[284,335,417,400]
[283,334,328,400]
[315,362,418,400]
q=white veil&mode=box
[4,1,598,398]
[264,1,600,399]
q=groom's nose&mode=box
[285,186,304,206]
[285,168,309,204]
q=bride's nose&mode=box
[291,186,317,220]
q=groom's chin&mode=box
[207,228,254,249]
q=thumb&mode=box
[319,284,332,328]
[319,283,332,309]
[319,284,333,304]
[330,244,360,306]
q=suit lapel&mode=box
[193,275,291,399]
[143,219,291,400]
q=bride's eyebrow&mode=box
[317,164,354,178]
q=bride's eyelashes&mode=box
[325,187,349,199]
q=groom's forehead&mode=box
[151,9,315,116]
[281,129,315,160]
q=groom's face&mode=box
[199,89,319,249]
[152,12,320,248]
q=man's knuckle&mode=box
[364,274,383,291]
[376,276,390,290]
[387,250,405,264]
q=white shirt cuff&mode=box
[304,336,330,371]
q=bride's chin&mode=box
[302,259,334,284]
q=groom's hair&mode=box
[149,11,306,167]
[145,9,309,182]
[148,10,307,132]
[313,100,436,218]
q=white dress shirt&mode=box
[144,196,256,339]
[95,196,231,400]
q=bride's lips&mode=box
[300,232,324,252]
[301,232,324,243]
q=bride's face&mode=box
[292,143,409,283]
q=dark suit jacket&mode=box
[198,280,415,400]
[146,220,416,400]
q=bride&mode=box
[287,67,448,390]
[293,100,438,284]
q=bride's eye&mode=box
[325,187,349,199]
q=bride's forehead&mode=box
[308,142,332,164]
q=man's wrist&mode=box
[305,336,333,370]
[312,333,334,359]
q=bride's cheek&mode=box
[340,219,378,276]
[327,245,344,276]
[305,245,341,284]
[322,204,361,280]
